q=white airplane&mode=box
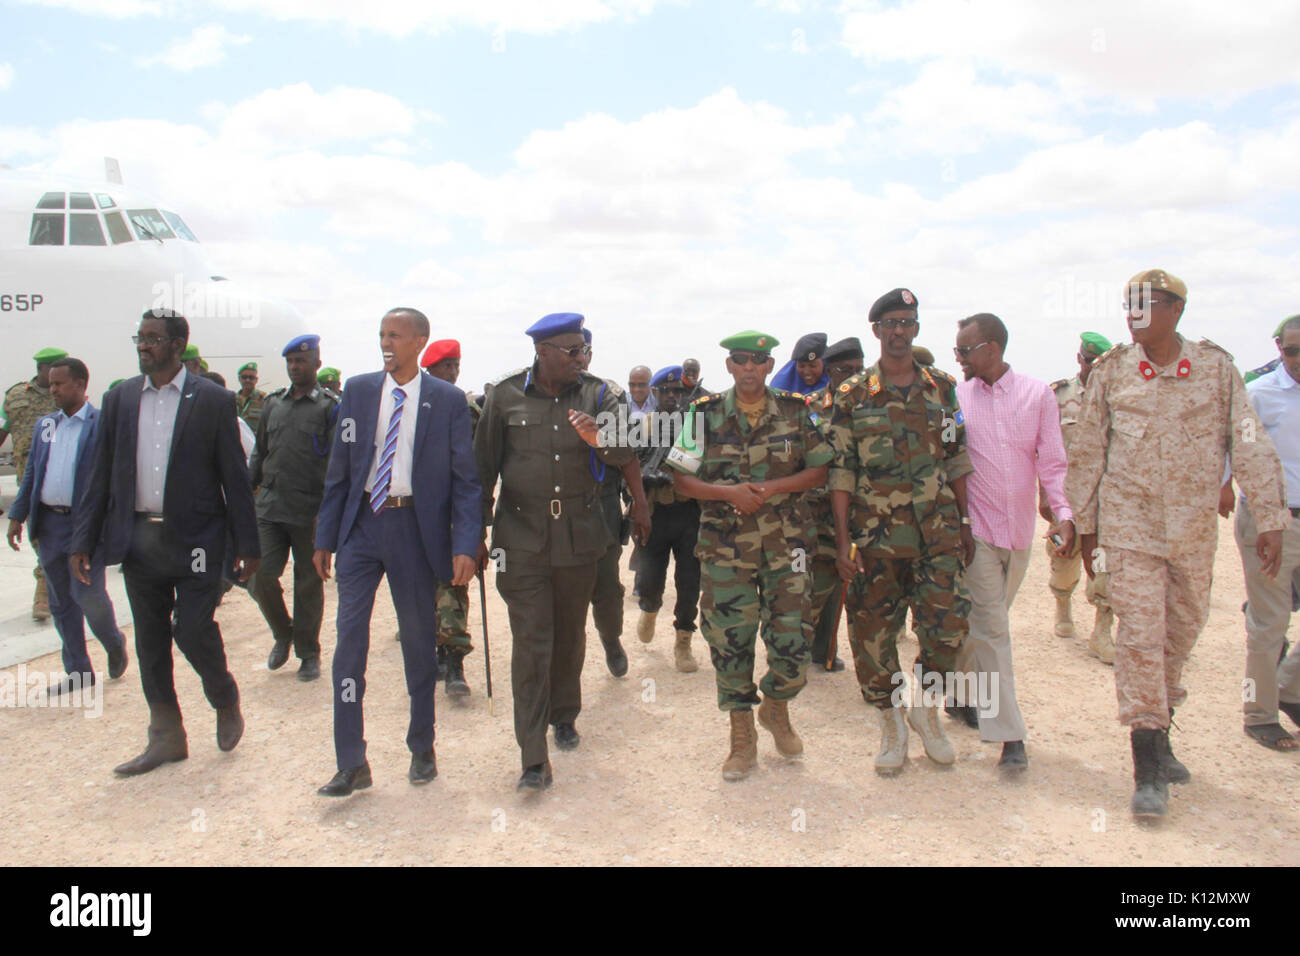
[0,159,305,400]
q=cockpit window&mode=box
[95,193,116,209]
[29,213,65,245]
[161,211,197,242]
[69,213,106,246]
[127,208,175,241]
[69,192,95,210]
[104,210,133,244]
[36,192,65,210]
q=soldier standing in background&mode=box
[422,338,480,696]
[182,344,204,376]
[475,313,635,790]
[634,366,702,672]
[1043,332,1115,662]
[1,346,66,621]
[805,337,865,673]
[828,289,974,775]
[251,335,339,683]
[318,367,342,392]
[1067,269,1288,818]
[667,331,833,781]
[681,358,710,405]
[236,362,267,433]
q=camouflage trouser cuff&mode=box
[436,636,474,655]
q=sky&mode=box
[3,0,1299,392]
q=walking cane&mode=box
[477,569,494,716]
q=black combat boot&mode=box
[1158,709,1190,784]
[444,649,470,697]
[1130,728,1169,819]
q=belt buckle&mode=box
[550,498,562,518]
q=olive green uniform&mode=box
[827,362,973,707]
[475,365,633,768]
[590,383,628,647]
[3,378,58,609]
[666,387,834,711]
[237,388,267,432]
[249,385,340,662]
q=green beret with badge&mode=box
[182,344,201,361]
[719,331,780,354]
[32,347,68,364]
[1080,331,1112,357]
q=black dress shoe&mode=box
[107,641,129,680]
[945,703,980,729]
[604,641,629,678]
[409,749,438,783]
[516,762,553,791]
[824,656,845,672]
[297,657,321,682]
[553,722,580,751]
[47,672,95,698]
[267,639,291,670]
[216,698,244,752]
[998,740,1029,773]
[318,762,373,796]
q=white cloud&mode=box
[0,63,13,92]
[841,0,1300,102]
[136,24,251,71]
[210,83,423,150]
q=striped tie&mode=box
[370,387,405,513]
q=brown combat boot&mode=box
[32,574,50,622]
[1089,607,1115,664]
[636,610,657,644]
[673,629,698,673]
[721,710,758,781]
[757,696,803,757]
[1052,591,1074,638]
[114,703,188,776]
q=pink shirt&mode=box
[956,366,1071,551]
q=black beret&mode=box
[791,332,827,362]
[824,337,864,361]
[869,287,919,323]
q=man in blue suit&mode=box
[7,357,129,695]
[312,307,481,796]
[71,309,260,776]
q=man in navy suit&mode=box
[71,309,260,776]
[313,307,481,796]
[7,357,129,695]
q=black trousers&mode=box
[251,518,323,660]
[634,500,701,633]
[122,517,238,710]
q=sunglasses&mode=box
[1282,345,1300,358]
[131,334,175,348]
[874,318,919,331]
[539,342,592,359]
[953,342,991,359]
[729,352,769,366]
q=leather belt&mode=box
[39,504,72,515]
[363,492,415,510]
[503,492,592,520]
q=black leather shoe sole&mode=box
[216,709,244,752]
[516,763,553,791]
[297,658,321,682]
[605,648,628,678]
[267,641,291,670]
[113,746,187,776]
[553,724,580,751]
[318,764,373,796]
[997,742,1029,774]
[108,644,129,680]
[409,751,438,784]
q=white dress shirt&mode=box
[136,366,187,513]
[38,402,91,507]
[364,372,421,498]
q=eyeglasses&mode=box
[131,334,172,347]
[953,342,991,359]
[1282,345,1300,358]
[729,352,769,366]
[873,318,919,331]
[539,342,591,359]
[1123,294,1179,311]
[828,363,862,376]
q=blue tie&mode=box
[371,387,405,513]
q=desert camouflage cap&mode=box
[1127,268,1187,302]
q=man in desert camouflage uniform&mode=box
[422,338,481,696]
[667,331,833,782]
[828,288,974,776]
[1042,331,1115,662]
[1,346,66,620]
[803,337,865,673]
[1067,269,1289,819]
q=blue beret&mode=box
[650,365,684,388]
[282,333,321,356]
[525,312,585,342]
[582,328,592,344]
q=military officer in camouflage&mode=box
[236,362,268,433]
[634,365,702,672]
[475,312,635,791]
[828,288,974,775]
[1041,332,1115,662]
[1,346,67,620]
[422,338,480,696]
[667,331,833,781]
[251,334,340,682]
[182,344,204,376]
[804,336,865,673]
[1067,269,1289,818]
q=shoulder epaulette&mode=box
[1050,378,1069,391]
[1090,343,1126,370]
[927,366,956,387]
[689,393,723,410]
[837,370,868,396]
[490,367,528,386]
[318,387,341,403]
[268,386,289,399]
[1198,337,1234,362]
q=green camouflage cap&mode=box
[33,347,68,364]
[182,344,201,361]
[238,361,258,374]
[719,330,779,354]
[1079,331,1112,356]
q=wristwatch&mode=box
[959,516,971,526]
